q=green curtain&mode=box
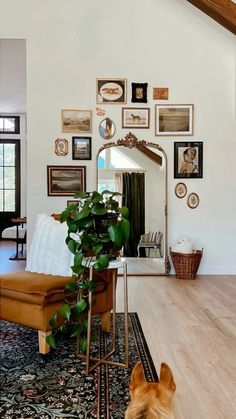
[122,172,145,257]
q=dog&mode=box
[130,113,141,123]
[125,361,176,418]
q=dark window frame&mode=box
[0,139,21,214]
[0,115,20,134]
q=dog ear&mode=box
[159,362,176,391]
[129,361,146,390]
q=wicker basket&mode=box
[170,247,203,280]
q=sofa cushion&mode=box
[25,213,74,276]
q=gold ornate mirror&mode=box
[97,132,169,275]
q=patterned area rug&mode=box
[0,313,158,418]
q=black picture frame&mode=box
[72,136,92,160]
[131,83,148,103]
[47,165,86,196]
[174,142,203,179]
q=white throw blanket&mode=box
[26,214,74,276]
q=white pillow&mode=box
[26,213,73,276]
[172,236,193,254]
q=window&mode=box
[0,140,20,212]
[0,115,20,134]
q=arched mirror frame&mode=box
[96,132,170,275]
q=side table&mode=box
[77,258,128,374]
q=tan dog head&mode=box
[125,361,176,419]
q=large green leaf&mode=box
[78,218,94,228]
[74,252,84,266]
[91,191,103,203]
[94,254,110,271]
[49,313,57,328]
[70,323,84,337]
[108,224,122,247]
[65,280,79,292]
[67,239,77,255]
[119,219,130,243]
[46,334,56,349]
[74,191,88,199]
[92,243,103,254]
[59,304,71,321]
[74,207,90,221]
[75,298,87,314]
[67,219,78,233]
[119,206,129,219]
[80,337,87,354]
[91,203,107,215]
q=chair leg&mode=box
[38,330,51,354]
[101,310,111,333]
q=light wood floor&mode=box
[1,241,236,418]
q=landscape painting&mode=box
[61,109,92,133]
[155,104,193,136]
[47,165,86,196]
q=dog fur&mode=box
[125,361,176,419]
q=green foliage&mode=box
[47,190,130,354]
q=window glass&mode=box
[0,167,3,189]
[4,190,15,211]
[5,167,15,188]
[0,118,3,130]
[0,144,3,166]
[0,190,3,211]
[4,144,15,166]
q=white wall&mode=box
[0,0,235,274]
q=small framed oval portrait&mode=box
[175,182,187,198]
[99,117,116,140]
[55,138,68,156]
[187,192,200,209]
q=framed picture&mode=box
[72,137,92,160]
[175,182,187,198]
[131,83,148,103]
[153,87,169,100]
[61,109,92,133]
[47,165,86,196]
[55,138,68,156]
[174,142,203,179]
[187,193,200,209]
[96,78,127,104]
[122,107,150,129]
[67,200,79,207]
[155,104,193,136]
[99,118,116,140]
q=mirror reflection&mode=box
[97,132,168,275]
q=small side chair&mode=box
[137,231,163,258]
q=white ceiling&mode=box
[0,39,26,114]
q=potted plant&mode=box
[47,190,130,353]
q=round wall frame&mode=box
[187,192,200,209]
[175,182,187,198]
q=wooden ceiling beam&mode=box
[137,145,163,166]
[185,0,236,35]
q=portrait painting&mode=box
[174,142,203,179]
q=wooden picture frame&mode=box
[174,142,203,179]
[47,165,86,196]
[72,137,92,160]
[122,107,150,129]
[96,78,127,104]
[99,118,116,140]
[155,104,193,136]
[153,87,169,100]
[55,138,68,156]
[61,109,92,133]
[175,182,187,198]
[131,83,148,103]
[187,192,200,209]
